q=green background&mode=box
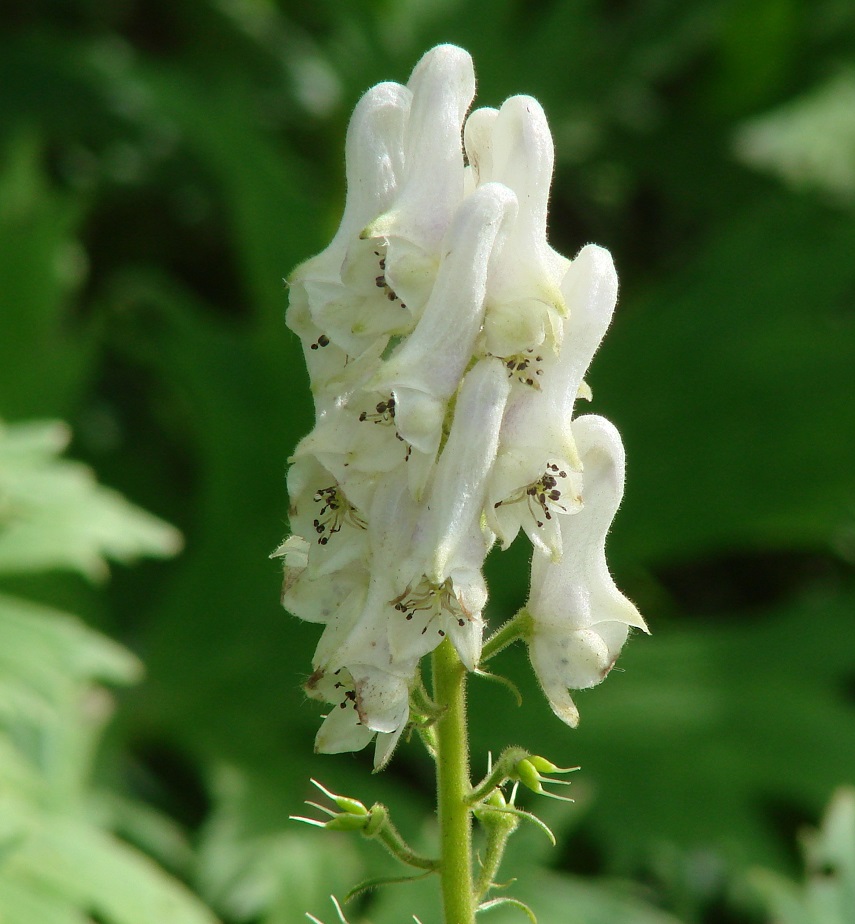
[2,1,855,921]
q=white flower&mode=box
[297,470,417,771]
[526,415,649,728]
[304,471,420,770]
[365,44,475,274]
[487,244,620,560]
[286,456,370,576]
[290,388,412,492]
[287,81,410,391]
[306,663,409,770]
[311,467,418,669]
[273,535,368,627]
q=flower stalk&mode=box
[480,609,533,663]
[432,638,476,924]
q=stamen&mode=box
[390,576,472,637]
[372,249,407,308]
[358,394,396,424]
[337,687,358,711]
[357,394,412,461]
[312,484,367,545]
[496,349,544,388]
[309,334,331,351]
[494,462,570,529]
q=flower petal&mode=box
[350,663,411,735]
[286,457,369,577]
[315,703,376,755]
[463,106,498,188]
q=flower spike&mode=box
[280,41,646,924]
[280,38,644,782]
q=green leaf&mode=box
[0,592,141,689]
[734,70,855,202]
[0,418,182,579]
[2,817,218,924]
[0,413,215,923]
[0,591,219,924]
[594,194,855,567]
[0,875,90,924]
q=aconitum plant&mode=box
[275,44,648,924]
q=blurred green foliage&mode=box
[0,420,215,923]
[2,1,855,922]
[749,787,855,924]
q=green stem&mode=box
[372,809,439,871]
[468,747,529,806]
[432,639,475,924]
[473,806,519,902]
[480,608,532,663]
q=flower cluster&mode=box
[276,44,647,768]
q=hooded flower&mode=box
[487,244,620,560]
[277,43,645,766]
[526,415,649,727]
[468,95,567,362]
[287,81,411,403]
[364,44,475,290]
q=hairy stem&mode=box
[432,639,475,924]
[473,805,519,902]
[468,747,529,805]
[480,608,532,663]
[372,809,439,871]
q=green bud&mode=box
[474,800,519,836]
[506,755,579,804]
[363,804,387,837]
[528,755,559,773]
[528,755,579,775]
[485,789,508,808]
[325,813,371,832]
[515,758,544,794]
[333,795,369,815]
[311,778,369,815]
